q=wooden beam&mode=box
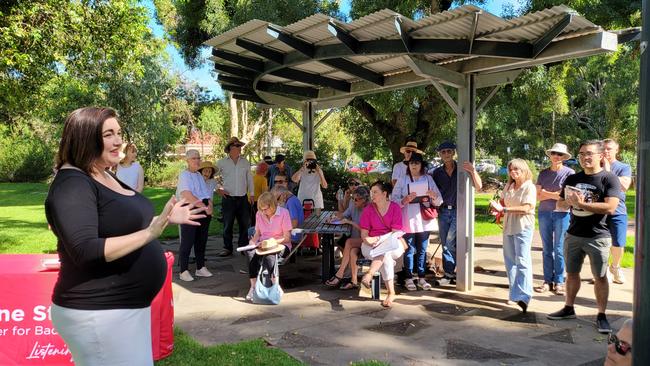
[233,93,267,104]
[270,68,350,92]
[257,81,319,98]
[235,38,284,64]
[430,79,462,118]
[404,56,465,88]
[214,63,258,79]
[321,58,384,86]
[217,75,253,87]
[532,13,572,58]
[267,25,315,58]
[327,19,360,53]
[212,48,264,72]
[394,16,412,52]
[475,69,523,88]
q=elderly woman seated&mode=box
[246,192,292,301]
[325,185,370,289]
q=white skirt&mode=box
[51,304,153,366]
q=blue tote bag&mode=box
[252,254,282,305]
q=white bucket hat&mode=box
[545,143,572,160]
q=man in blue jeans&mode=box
[431,141,482,285]
[534,143,575,295]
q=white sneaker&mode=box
[179,270,194,282]
[609,265,625,284]
[245,288,254,301]
[195,267,213,277]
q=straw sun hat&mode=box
[255,238,285,255]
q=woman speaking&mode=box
[45,107,205,365]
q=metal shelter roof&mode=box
[205,4,625,109]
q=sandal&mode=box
[417,278,432,291]
[325,275,342,287]
[404,278,417,291]
[554,284,565,296]
[534,282,551,293]
[340,282,359,290]
[361,274,372,289]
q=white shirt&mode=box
[116,162,143,190]
[391,174,443,233]
[216,156,254,197]
[392,162,407,182]
[176,170,212,200]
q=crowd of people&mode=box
[44,106,634,364]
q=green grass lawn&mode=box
[0,183,222,253]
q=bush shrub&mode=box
[0,133,55,182]
[145,159,186,188]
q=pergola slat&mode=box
[532,13,573,58]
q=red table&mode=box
[0,253,175,365]
[0,254,73,365]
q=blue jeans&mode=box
[503,226,534,304]
[538,211,569,284]
[403,231,430,278]
[438,208,457,277]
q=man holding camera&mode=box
[292,150,328,215]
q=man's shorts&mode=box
[607,214,628,248]
[564,233,611,278]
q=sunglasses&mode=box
[348,182,360,186]
[550,152,565,156]
[608,334,632,356]
[274,180,287,184]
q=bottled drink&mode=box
[336,188,344,201]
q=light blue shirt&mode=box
[610,160,632,216]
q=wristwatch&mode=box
[503,207,508,213]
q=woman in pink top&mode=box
[359,181,406,308]
[246,192,292,301]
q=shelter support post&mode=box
[633,1,649,363]
[302,102,314,151]
[455,74,477,292]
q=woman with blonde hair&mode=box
[490,158,536,313]
[116,143,144,192]
[246,192,292,301]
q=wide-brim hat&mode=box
[224,137,246,153]
[406,152,425,164]
[255,238,285,255]
[399,141,424,154]
[545,143,571,160]
[198,161,215,171]
[303,150,317,160]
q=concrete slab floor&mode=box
[164,232,633,366]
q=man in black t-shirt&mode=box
[546,140,620,334]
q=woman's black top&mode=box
[45,169,166,310]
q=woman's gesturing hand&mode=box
[149,197,207,240]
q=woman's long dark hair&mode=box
[56,107,118,175]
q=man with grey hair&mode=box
[176,149,214,281]
[602,138,632,284]
[216,137,254,257]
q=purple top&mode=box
[359,202,403,237]
[536,166,574,212]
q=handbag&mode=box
[252,254,282,305]
[407,176,438,220]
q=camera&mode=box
[306,159,317,173]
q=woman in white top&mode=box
[392,153,442,291]
[292,150,327,214]
[116,143,144,192]
[490,158,537,314]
